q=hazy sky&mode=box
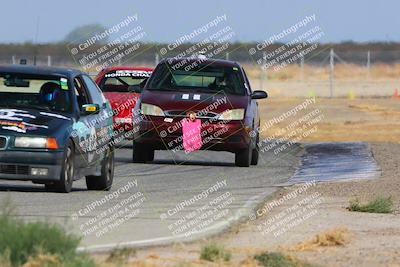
[1,0,399,43]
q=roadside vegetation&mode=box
[254,252,316,267]
[348,197,393,213]
[292,228,349,251]
[199,243,231,262]
[105,247,136,265]
[0,199,94,267]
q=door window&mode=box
[74,77,90,107]
[82,75,105,106]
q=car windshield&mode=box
[99,70,152,92]
[147,62,246,95]
[0,73,71,113]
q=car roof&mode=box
[0,65,83,77]
[101,66,153,73]
[160,57,241,68]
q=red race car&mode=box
[95,67,153,138]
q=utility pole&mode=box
[329,48,334,98]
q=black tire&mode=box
[48,141,74,193]
[44,183,57,191]
[147,149,155,162]
[235,145,252,167]
[251,148,259,165]
[86,146,115,191]
[133,142,152,163]
[251,134,260,165]
[132,144,135,162]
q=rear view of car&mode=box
[95,67,152,138]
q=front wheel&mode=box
[251,133,260,165]
[133,142,154,163]
[47,141,74,193]
[235,145,252,167]
[86,146,114,190]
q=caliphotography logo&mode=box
[0,1,398,267]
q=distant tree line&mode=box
[1,42,400,64]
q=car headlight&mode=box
[218,109,245,121]
[141,103,165,117]
[15,137,58,149]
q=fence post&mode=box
[329,48,334,98]
[155,53,159,65]
[226,52,229,60]
[300,53,304,82]
[259,51,267,90]
[47,55,51,66]
[366,50,370,80]
[12,55,16,65]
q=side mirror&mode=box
[81,104,100,115]
[128,85,142,93]
[251,90,268,99]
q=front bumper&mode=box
[0,150,64,182]
[133,117,252,153]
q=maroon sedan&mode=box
[132,57,267,167]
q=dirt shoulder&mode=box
[112,142,399,267]
[215,142,400,267]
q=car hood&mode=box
[0,108,72,136]
[104,92,139,117]
[140,90,249,114]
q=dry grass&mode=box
[239,257,261,267]
[128,262,163,267]
[123,258,261,267]
[348,104,400,116]
[257,98,400,143]
[242,63,400,82]
[105,247,137,264]
[291,228,350,252]
[21,254,60,267]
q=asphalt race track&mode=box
[0,142,302,251]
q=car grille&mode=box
[0,165,30,175]
[0,136,7,150]
[164,110,219,119]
